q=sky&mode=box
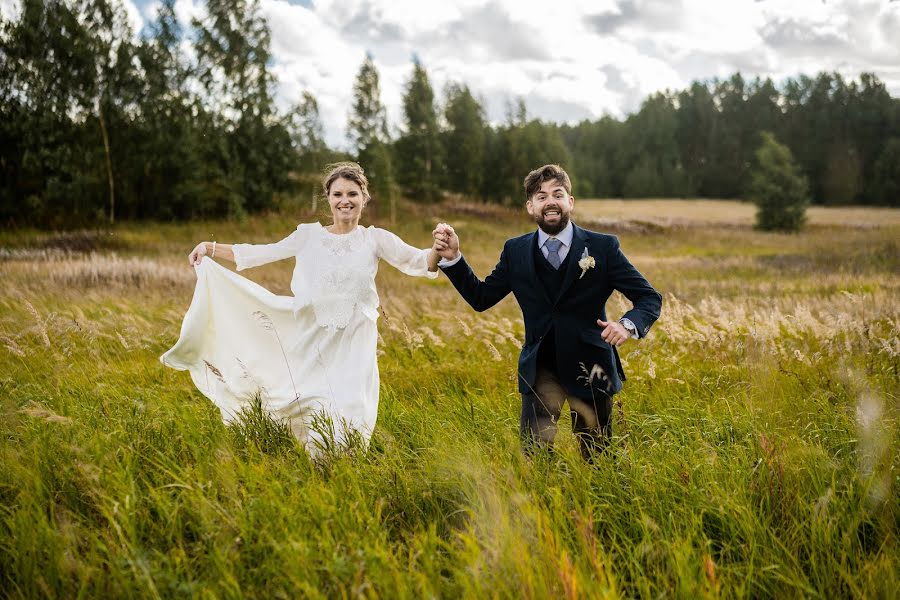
[4,0,899,148]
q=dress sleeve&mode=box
[232,228,301,271]
[371,227,438,279]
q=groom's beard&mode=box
[533,209,571,236]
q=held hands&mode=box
[188,242,208,266]
[432,223,460,260]
[597,319,630,346]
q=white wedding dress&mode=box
[160,223,437,454]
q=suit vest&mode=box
[533,235,572,370]
[533,235,571,297]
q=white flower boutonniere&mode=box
[578,248,595,279]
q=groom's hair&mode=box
[524,164,572,200]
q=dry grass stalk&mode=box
[115,331,130,349]
[419,326,445,347]
[484,341,502,361]
[7,253,193,290]
[20,402,72,424]
[455,317,472,337]
[204,360,225,383]
[0,248,79,261]
[0,335,25,357]
[23,299,51,347]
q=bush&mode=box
[749,132,810,232]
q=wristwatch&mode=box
[619,318,638,339]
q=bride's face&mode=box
[328,177,367,223]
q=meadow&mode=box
[0,199,897,598]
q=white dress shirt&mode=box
[537,221,574,263]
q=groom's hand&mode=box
[597,319,630,346]
[432,223,460,260]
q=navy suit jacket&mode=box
[441,223,662,399]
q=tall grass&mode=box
[0,201,897,597]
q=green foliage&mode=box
[559,72,900,206]
[395,58,444,202]
[193,0,287,215]
[347,54,396,221]
[0,0,115,226]
[749,132,810,231]
[442,84,485,198]
[347,53,390,152]
[623,155,666,198]
[482,106,573,204]
[0,0,296,227]
[622,94,691,198]
[822,142,863,205]
[871,138,900,204]
[285,92,327,174]
[560,116,626,198]
[359,140,396,221]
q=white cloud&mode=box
[120,0,900,146]
[121,0,145,36]
[0,0,20,21]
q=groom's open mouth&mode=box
[542,207,561,218]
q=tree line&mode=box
[2,0,898,228]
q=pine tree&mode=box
[871,138,900,205]
[749,132,810,231]
[675,82,716,196]
[484,106,572,204]
[347,54,389,151]
[623,155,665,198]
[287,92,326,171]
[347,54,394,221]
[443,83,485,198]
[622,93,687,197]
[395,57,443,202]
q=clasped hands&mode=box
[430,222,630,346]
[432,223,460,261]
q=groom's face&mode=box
[526,179,574,235]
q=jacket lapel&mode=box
[523,231,553,305]
[556,224,587,303]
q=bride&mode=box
[161,162,441,454]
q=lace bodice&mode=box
[232,223,437,331]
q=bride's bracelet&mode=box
[211,241,217,258]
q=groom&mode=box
[433,164,661,460]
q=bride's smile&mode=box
[327,177,367,231]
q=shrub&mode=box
[749,132,810,232]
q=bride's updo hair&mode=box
[323,162,371,203]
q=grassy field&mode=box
[0,199,898,598]
[577,199,900,228]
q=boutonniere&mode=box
[578,248,595,279]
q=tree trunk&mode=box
[390,191,396,225]
[98,106,115,224]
